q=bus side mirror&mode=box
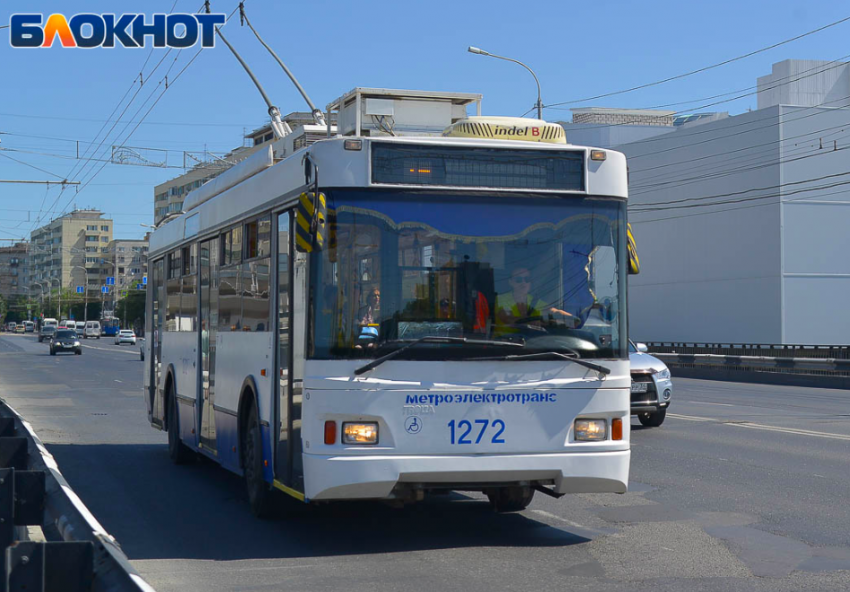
[627,223,640,275]
[294,192,330,253]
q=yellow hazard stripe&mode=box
[295,233,313,252]
[299,192,314,216]
[273,479,306,502]
[295,210,311,233]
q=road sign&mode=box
[101,286,109,294]
[106,277,115,286]
[142,276,147,285]
[136,284,145,290]
[76,286,84,294]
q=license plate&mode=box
[631,382,648,393]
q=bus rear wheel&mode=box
[167,385,195,464]
[242,402,275,518]
[487,486,535,513]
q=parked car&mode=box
[84,321,101,339]
[50,329,82,356]
[38,325,57,343]
[115,330,137,345]
[23,321,34,333]
[629,341,673,427]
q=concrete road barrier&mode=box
[0,398,155,592]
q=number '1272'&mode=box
[447,419,506,444]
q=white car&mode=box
[115,330,137,345]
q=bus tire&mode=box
[487,486,535,513]
[638,407,666,427]
[167,384,195,464]
[242,402,274,518]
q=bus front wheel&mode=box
[487,486,535,513]
[242,402,275,518]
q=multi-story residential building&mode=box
[29,210,113,302]
[103,236,149,312]
[0,242,30,300]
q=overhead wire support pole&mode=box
[239,4,327,127]
[207,1,291,139]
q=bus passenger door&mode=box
[199,239,219,451]
[274,212,294,485]
[150,259,165,426]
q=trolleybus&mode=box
[144,96,631,516]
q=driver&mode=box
[495,267,574,334]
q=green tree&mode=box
[115,291,146,331]
[0,294,7,322]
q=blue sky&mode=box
[1,0,848,240]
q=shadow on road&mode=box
[47,443,591,562]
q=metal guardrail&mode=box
[0,398,155,592]
[646,342,850,360]
[653,352,850,375]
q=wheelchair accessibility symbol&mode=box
[404,416,423,434]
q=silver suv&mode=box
[629,341,673,427]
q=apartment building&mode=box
[103,237,149,310]
[29,210,113,297]
[0,242,30,300]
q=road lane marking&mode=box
[725,422,850,442]
[669,413,850,441]
[685,401,735,407]
[668,413,714,422]
[531,509,590,530]
[81,344,138,355]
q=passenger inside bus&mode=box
[494,266,575,335]
[356,288,381,346]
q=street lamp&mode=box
[30,282,47,321]
[468,46,543,120]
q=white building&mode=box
[617,59,850,345]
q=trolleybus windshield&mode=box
[311,190,627,361]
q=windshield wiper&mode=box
[472,349,611,376]
[354,337,524,375]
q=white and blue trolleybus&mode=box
[144,88,632,516]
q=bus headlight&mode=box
[574,419,607,441]
[342,422,379,445]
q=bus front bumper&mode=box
[302,449,629,501]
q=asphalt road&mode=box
[0,331,848,591]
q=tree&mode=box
[0,294,7,322]
[115,291,146,331]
